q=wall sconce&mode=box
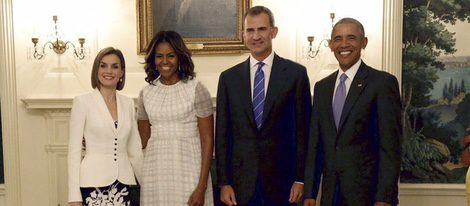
[31,16,86,60]
[305,12,335,60]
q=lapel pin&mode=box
[357,83,363,87]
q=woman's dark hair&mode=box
[91,47,126,90]
[144,30,195,84]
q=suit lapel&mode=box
[262,54,286,127]
[115,93,123,135]
[337,63,368,131]
[93,89,118,135]
[239,58,257,128]
[324,72,338,133]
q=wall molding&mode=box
[400,183,466,196]
[382,0,403,85]
[22,96,217,109]
[0,0,22,205]
[23,98,73,109]
[25,105,73,205]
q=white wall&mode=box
[0,0,465,205]
[12,0,385,98]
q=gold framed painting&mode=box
[137,0,251,55]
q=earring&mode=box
[178,66,182,71]
[119,78,123,82]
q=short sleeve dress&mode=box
[137,78,214,206]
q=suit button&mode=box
[114,148,117,151]
[114,153,117,156]
[114,143,117,145]
[115,138,117,141]
[114,159,117,161]
[335,146,340,150]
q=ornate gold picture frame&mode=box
[137,0,251,55]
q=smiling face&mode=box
[243,13,278,61]
[155,41,180,85]
[97,54,123,90]
[329,22,368,71]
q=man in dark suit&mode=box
[215,6,312,206]
[303,18,402,206]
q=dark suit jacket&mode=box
[304,62,402,205]
[215,54,312,205]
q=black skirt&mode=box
[80,180,138,206]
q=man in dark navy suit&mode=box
[215,5,312,206]
[303,18,402,206]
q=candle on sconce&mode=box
[330,12,336,28]
[328,0,336,28]
[31,25,40,47]
[330,0,336,12]
[31,24,39,39]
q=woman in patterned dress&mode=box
[137,31,214,206]
[68,47,143,206]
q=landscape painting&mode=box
[401,0,470,183]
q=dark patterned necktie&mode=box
[253,62,265,129]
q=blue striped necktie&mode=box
[253,62,265,129]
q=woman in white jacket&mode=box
[68,47,143,206]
